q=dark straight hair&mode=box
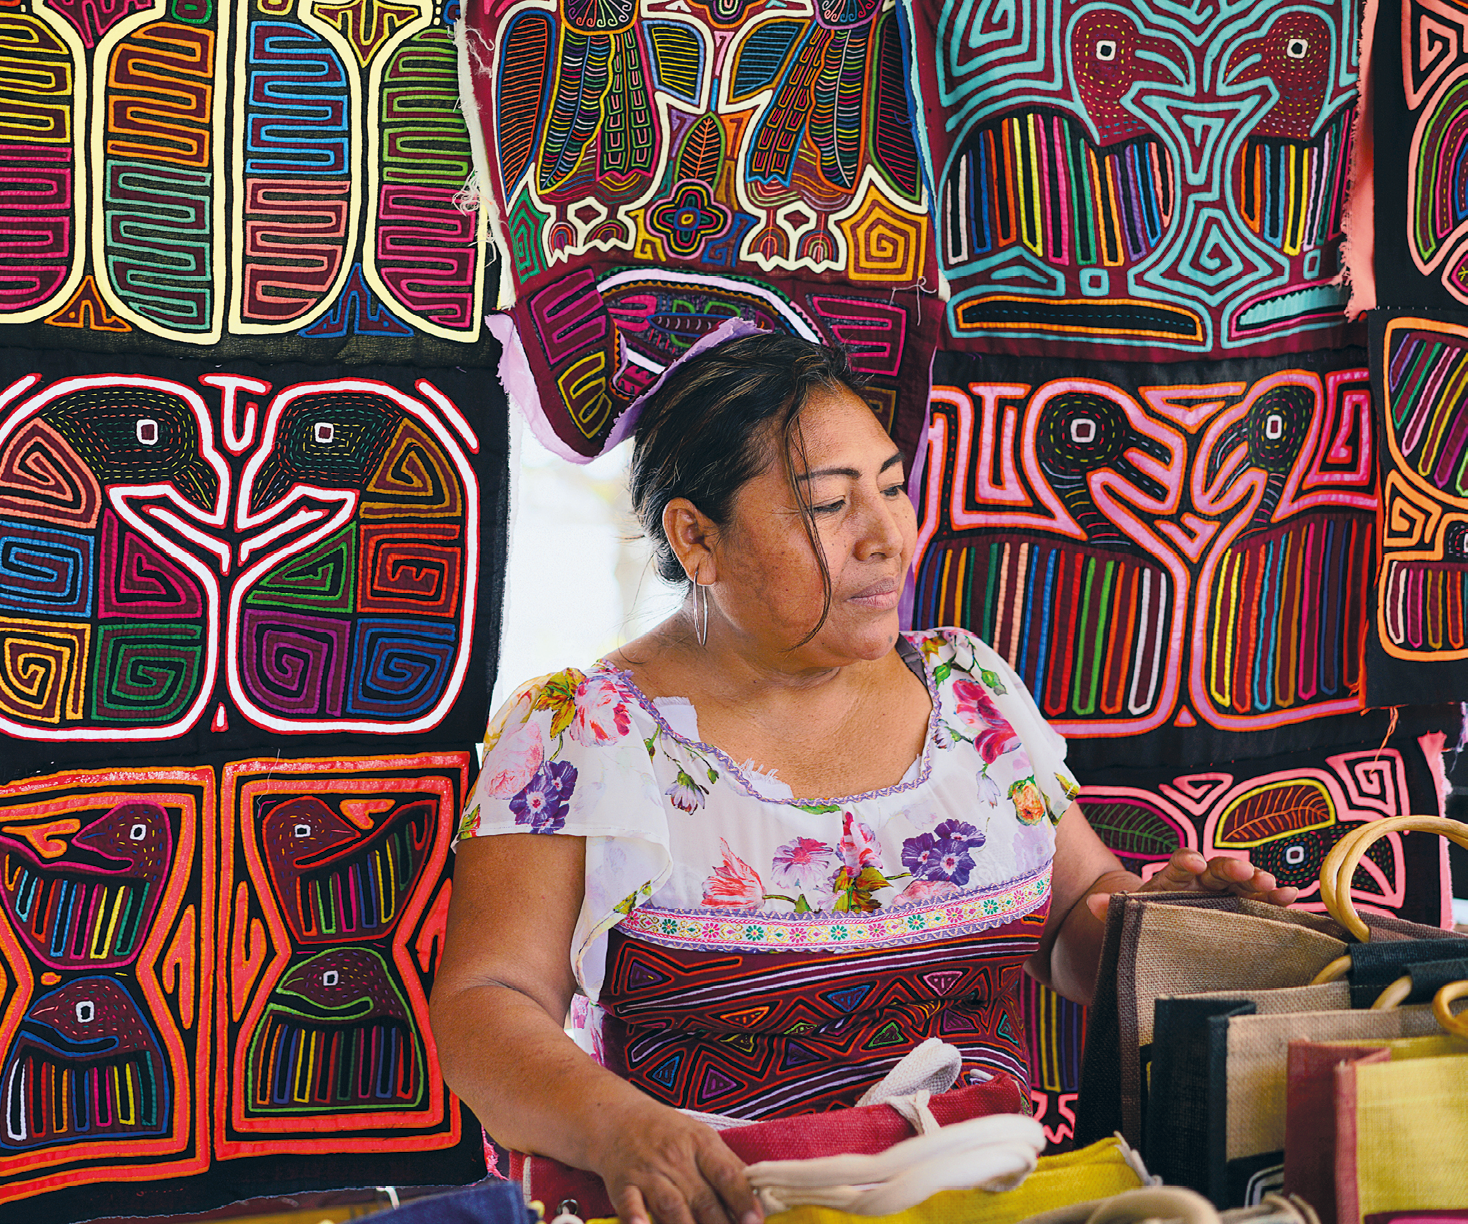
[628,332,870,646]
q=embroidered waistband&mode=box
[617,867,1051,952]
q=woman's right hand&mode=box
[589,1097,763,1224]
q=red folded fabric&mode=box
[508,1073,1027,1217]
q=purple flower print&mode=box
[665,769,707,812]
[934,819,984,846]
[510,759,577,832]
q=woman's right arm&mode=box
[430,833,762,1224]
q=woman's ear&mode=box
[663,498,719,583]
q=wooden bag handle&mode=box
[1364,972,1468,1037]
[1433,979,1468,1039]
[1319,815,1468,942]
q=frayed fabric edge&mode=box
[1340,0,1381,318]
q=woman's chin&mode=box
[817,614,904,664]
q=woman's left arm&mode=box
[1026,803,1299,1004]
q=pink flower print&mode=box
[701,839,764,907]
[570,674,632,747]
[771,837,840,892]
[482,714,545,799]
[771,837,840,908]
[952,678,1021,763]
[896,878,960,904]
[837,811,883,873]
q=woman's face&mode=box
[710,388,918,668]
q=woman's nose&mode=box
[855,492,905,558]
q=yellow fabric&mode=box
[1353,1049,1468,1218]
[589,1137,1143,1224]
[1315,1033,1468,1059]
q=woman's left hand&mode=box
[1083,848,1298,921]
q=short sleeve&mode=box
[456,668,673,1001]
[930,628,1080,823]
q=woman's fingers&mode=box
[615,1184,653,1224]
[685,1178,741,1224]
[601,1111,756,1224]
[699,1140,763,1224]
[1153,848,1214,888]
[1126,850,1299,908]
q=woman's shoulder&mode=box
[464,664,658,840]
[485,664,645,755]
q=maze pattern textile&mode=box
[0,753,481,1223]
[598,920,1042,1118]
[900,0,1362,359]
[1373,0,1468,310]
[0,349,506,778]
[911,348,1378,760]
[1020,731,1455,1151]
[460,0,938,461]
[1366,309,1468,705]
[0,0,491,367]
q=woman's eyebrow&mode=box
[796,452,904,482]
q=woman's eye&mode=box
[882,483,906,498]
[813,499,845,514]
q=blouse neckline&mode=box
[593,630,943,808]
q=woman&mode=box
[431,332,1296,1224]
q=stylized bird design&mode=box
[491,0,663,253]
[230,378,476,735]
[245,947,424,1114]
[260,795,434,946]
[1,977,169,1149]
[733,0,922,267]
[0,375,226,741]
[0,370,477,740]
[915,368,1373,735]
[933,0,1355,345]
[0,801,172,970]
[488,0,922,267]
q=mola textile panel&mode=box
[457,0,939,464]
[1370,0,1468,311]
[1366,308,1468,706]
[0,349,508,778]
[0,751,484,1223]
[911,347,1388,767]
[0,1,495,368]
[898,0,1362,361]
[0,5,508,1213]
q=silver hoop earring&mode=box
[692,576,708,647]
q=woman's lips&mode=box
[848,579,901,610]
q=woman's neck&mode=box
[611,609,895,704]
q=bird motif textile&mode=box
[460,0,940,462]
[0,753,480,1221]
[899,0,1362,359]
[0,349,507,776]
[1366,308,1468,705]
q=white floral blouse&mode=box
[457,627,1080,1002]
